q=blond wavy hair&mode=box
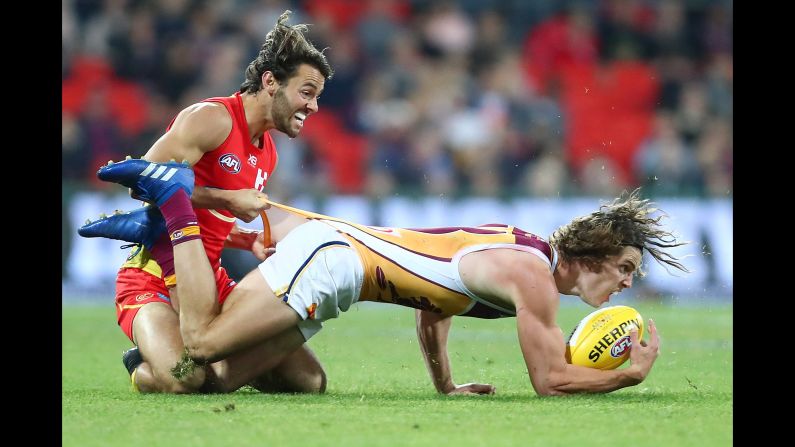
[549,189,689,276]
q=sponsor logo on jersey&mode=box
[219,153,241,174]
[248,154,257,167]
[135,292,154,302]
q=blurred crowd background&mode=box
[63,0,732,200]
[62,0,732,298]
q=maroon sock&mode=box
[154,189,201,287]
[159,189,201,243]
[149,233,175,282]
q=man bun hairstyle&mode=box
[240,10,334,93]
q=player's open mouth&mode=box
[295,112,306,127]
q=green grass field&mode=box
[62,301,732,447]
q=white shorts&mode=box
[257,220,364,340]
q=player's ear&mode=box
[262,72,277,96]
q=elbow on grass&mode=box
[532,384,567,397]
[531,374,571,397]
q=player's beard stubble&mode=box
[272,87,300,138]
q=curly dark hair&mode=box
[239,10,334,93]
[549,189,689,276]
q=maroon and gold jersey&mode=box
[266,202,558,319]
[123,92,277,275]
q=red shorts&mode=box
[115,267,237,342]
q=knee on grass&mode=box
[134,361,206,394]
[249,368,327,394]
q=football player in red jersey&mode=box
[85,163,690,396]
[105,10,335,393]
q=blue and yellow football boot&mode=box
[78,205,166,251]
[97,158,195,205]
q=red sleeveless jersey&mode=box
[122,92,277,277]
[177,92,277,270]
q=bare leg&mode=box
[132,302,321,394]
[131,302,205,393]
[201,287,326,393]
[190,274,326,393]
[248,344,327,393]
[135,178,302,365]
[200,327,324,393]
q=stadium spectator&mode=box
[634,110,703,196]
[694,117,732,196]
[62,0,732,197]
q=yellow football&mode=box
[565,305,644,370]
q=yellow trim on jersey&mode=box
[119,303,147,311]
[121,247,163,278]
[208,208,237,222]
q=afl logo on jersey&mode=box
[219,153,241,174]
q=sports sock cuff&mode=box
[160,187,201,247]
[169,225,201,245]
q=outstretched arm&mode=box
[416,310,495,395]
[515,303,656,395]
[461,249,659,396]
